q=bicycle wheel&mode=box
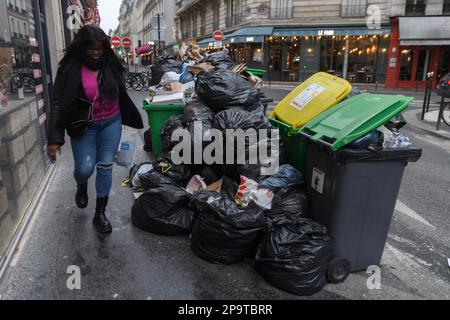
[441,103,450,127]
[125,73,132,89]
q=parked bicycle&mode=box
[440,102,450,127]
[128,66,152,92]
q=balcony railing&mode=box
[270,6,293,19]
[341,4,367,17]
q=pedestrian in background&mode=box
[47,25,143,233]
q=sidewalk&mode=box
[403,106,450,140]
[264,81,442,102]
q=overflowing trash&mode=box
[132,52,422,296]
[255,215,333,296]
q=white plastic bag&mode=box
[160,71,181,85]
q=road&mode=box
[0,87,448,300]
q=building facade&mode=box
[176,0,393,82]
[0,0,100,264]
[385,0,450,89]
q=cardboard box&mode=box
[0,186,8,220]
[1,161,29,194]
[0,134,26,164]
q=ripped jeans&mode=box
[70,113,122,198]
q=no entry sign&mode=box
[213,30,223,42]
[111,37,121,47]
[122,38,132,47]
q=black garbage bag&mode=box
[191,186,266,264]
[348,130,384,151]
[153,153,193,187]
[192,164,222,185]
[161,115,185,152]
[264,185,308,219]
[259,164,304,191]
[213,103,270,131]
[139,169,174,190]
[128,162,154,188]
[199,49,235,70]
[150,56,181,86]
[255,215,333,296]
[195,69,261,111]
[131,185,194,235]
[183,101,215,123]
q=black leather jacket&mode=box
[47,62,143,146]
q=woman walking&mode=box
[47,25,143,233]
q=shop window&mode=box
[268,40,281,71]
[415,49,432,81]
[405,0,426,16]
[437,48,450,80]
[399,49,415,81]
[443,0,450,14]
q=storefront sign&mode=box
[33,69,42,79]
[317,30,335,36]
[29,37,38,47]
[35,84,43,95]
[37,99,44,109]
[389,57,397,68]
[245,37,255,42]
[32,54,40,63]
[39,113,46,126]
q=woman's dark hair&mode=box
[59,25,125,100]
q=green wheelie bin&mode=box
[299,93,422,283]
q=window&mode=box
[192,14,197,38]
[341,0,367,17]
[23,22,27,36]
[270,0,293,19]
[200,10,206,35]
[213,1,220,30]
[405,0,426,16]
[415,49,432,81]
[444,0,450,14]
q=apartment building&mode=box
[385,0,450,89]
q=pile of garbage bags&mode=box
[130,49,335,296]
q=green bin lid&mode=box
[299,93,414,151]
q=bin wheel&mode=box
[327,257,351,284]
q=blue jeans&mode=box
[70,114,122,198]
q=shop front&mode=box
[0,1,54,259]
[267,26,391,83]
[385,17,450,90]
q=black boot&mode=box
[93,197,112,233]
[75,182,88,209]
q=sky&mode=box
[98,0,122,34]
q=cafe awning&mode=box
[225,27,273,44]
[272,26,391,37]
[399,16,450,46]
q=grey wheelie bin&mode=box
[299,93,422,283]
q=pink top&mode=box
[81,64,120,121]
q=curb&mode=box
[403,109,450,140]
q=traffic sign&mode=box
[111,37,121,47]
[213,30,223,42]
[122,38,132,47]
